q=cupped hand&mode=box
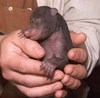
[56,32,88,97]
[0,30,64,97]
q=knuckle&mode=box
[23,78,34,87]
[2,72,7,79]
[24,90,33,97]
[46,85,54,92]
[78,65,87,79]
[0,59,7,68]
[62,75,70,84]
[24,89,41,98]
[77,81,81,87]
[53,82,63,91]
[2,71,11,80]
[17,62,26,73]
[0,55,13,69]
[54,70,64,80]
[45,83,58,94]
[74,81,81,89]
[17,86,35,98]
[82,67,87,78]
[71,80,80,89]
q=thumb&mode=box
[14,30,45,59]
[68,48,87,63]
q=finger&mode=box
[68,48,87,63]
[7,54,65,76]
[3,52,64,75]
[20,39,45,59]
[70,32,86,46]
[61,74,81,89]
[12,30,45,59]
[64,64,87,79]
[5,53,44,74]
[14,82,63,98]
[55,89,67,98]
[3,70,64,87]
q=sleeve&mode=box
[36,0,100,76]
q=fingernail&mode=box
[69,51,75,59]
[65,66,74,74]
[54,71,64,80]
[61,75,70,84]
[53,82,63,91]
[34,47,45,57]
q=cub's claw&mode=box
[41,61,57,77]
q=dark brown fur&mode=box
[23,6,73,77]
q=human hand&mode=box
[55,32,87,97]
[0,30,64,97]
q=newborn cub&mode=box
[23,6,73,77]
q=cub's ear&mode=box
[50,8,58,16]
